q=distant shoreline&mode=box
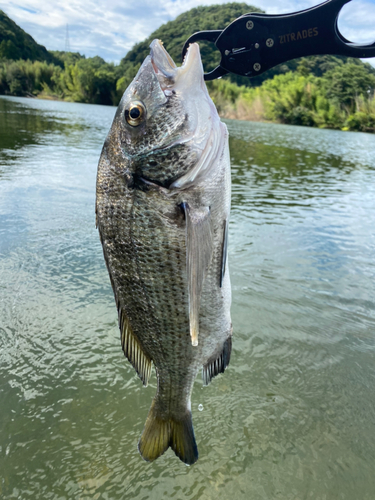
[2,93,374,135]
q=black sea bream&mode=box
[96,40,232,465]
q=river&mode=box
[1,95,375,499]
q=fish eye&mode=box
[125,101,145,127]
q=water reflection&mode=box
[0,97,111,174]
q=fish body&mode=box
[96,40,232,465]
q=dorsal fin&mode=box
[119,307,152,386]
[182,202,213,347]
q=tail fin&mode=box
[138,398,198,465]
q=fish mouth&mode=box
[149,39,204,89]
[145,39,221,191]
[150,40,176,78]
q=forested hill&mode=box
[2,4,375,132]
[119,3,262,89]
[118,2,372,90]
[0,10,56,63]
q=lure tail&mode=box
[138,397,198,465]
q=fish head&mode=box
[110,39,222,188]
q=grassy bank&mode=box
[208,64,375,133]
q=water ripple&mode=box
[1,98,375,499]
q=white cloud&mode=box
[2,0,375,65]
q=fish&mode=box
[95,39,232,465]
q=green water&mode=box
[1,95,375,499]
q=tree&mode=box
[324,63,375,109]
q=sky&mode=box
[2,0,375,65]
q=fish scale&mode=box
[96,39,232,465]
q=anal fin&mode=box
[202,337,232,386]
[182,202,213,347]
[119,308,152,386]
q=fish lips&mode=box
[149,39,206,94]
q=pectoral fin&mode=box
[182,203,213,347]
[220,219,228,288]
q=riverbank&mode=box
[2,57,375,133]
[207,70,375,133]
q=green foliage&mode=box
[52,56,117,104]
[259,73,316,123]
[295,55,370,78]
[119,3,264,88]
[0,9,57,64]
[116,63,141,95]
[206,79,245,115]
[0,57,118,104]
[344,96,375,132]
[0,39,21,60]
[345,112,375,132]
[118,3,361,89]
[49,51,86,68]
[0,59,55,96]
[214,65,375,132]
[49,57,118,104]
[324,63,375,109]
[2,3,375,133]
